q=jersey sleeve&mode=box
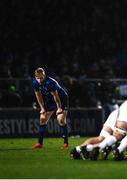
[32,79,39,91]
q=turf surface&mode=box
[0,137,127,179]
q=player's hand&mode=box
[40,109,46,115]
[56,108,63,115]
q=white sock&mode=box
[118,136,127,153]
[86,144,93,152]
[76,146,81,153]
[99,136,117,151]
[106,135,117,146]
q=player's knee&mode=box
[40,117,47,124]
[58,119,65,126]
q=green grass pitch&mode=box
[0,137,127,179]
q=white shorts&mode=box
[99,129,111,138]
[103,109,119,130]
[99,109,119,138]
[117,101,127,123]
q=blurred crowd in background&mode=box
[0,0,127,110]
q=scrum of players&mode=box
[70,100,127,161]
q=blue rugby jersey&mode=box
[32,76,68,111]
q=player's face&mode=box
[35,73,45,84]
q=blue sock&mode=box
[38,124,47,145]
[60,124,68,144]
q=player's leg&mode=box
[57,110,69,148]
[70,147,82,160]
[89,126,113,160]
[117,135,127,153]
[85,126,112,151]
[113,134,127,160]
[111,101,127,160]
[96,109,118,152]
[109,101,127,149]
[73,136,104,159]
[97,127,125,160]
[80,136,104,147]
[79,110,117,160]
[98,112,127,151]
[111,103,127,158]
[71,129,108,160]
[71,120,114,160]
[33,111,53,148]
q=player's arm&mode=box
[34,91,46,114]
[51,90,63,115]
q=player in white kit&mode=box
[92,100,127,160]
[70,109,119,160]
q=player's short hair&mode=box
[34,67,46,77]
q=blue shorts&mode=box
[45,95,69,112]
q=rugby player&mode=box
[70,108,119,160]
[95,100,127,160]
[32,67,69,148]
[112,135,127,160]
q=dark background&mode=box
[0,0,127,109]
